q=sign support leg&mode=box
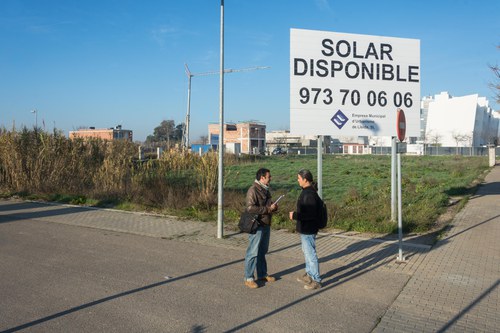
[391,137,397,222]
[396,151,407,263]
[317,135,323,199]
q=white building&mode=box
[357,92,499,152]
[424,92,499,147]
[265,130,331,153]
[266,91,500,155]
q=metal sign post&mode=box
[317,135,323,199]
[396,108,407,263]
[391,137,397,222]
[396,149,406,262]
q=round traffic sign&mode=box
[396,108,406,142]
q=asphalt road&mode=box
[0,217,409,332]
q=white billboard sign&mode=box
[290,28,420,137]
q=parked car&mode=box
[272,147,287,155]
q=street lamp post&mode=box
[31,109,38,129]
[213,0,268,238]
[217,0,225,239]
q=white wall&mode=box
[425,93,480,147]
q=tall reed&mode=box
[0,129,222,211]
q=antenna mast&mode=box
[181,65,270,150]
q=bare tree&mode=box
[340,136,357,143]
[463,132,473,156]
[451,131,467,155]
[489,44,500,104]
[428,132,442,155]
[276,133,287,148]
[420,131,429,155]
[369,136,380,146]
[199,135,208,145]
[369,136,385,154]
[488,134,498,146]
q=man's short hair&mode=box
[255,168,270,181]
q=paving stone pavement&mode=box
[373,165,500,333]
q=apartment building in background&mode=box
[424,92,499,147]
[69,125,133,141]
[207,121,265,154]
[362,92,499,152]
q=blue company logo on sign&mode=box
[331,110,348,129]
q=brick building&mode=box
[208,121,265,154]
[69,125,133,141]
[342,142,370,155]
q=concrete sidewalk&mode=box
[0,165,499,332]
[374,165,500,332]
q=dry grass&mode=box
[0,128,221,211]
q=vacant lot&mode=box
[0,129,490,235]
[224,154,489,234]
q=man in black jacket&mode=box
[289,169,322,290]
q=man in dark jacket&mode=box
[289,169,322,290]
[243,168,278,289]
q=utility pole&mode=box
[181,65,270,150]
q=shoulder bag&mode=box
[238,212,261,234]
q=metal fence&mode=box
[423,146,491,156]
[371,146,500,156]
[285,146,500,157]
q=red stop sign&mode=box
[396,108,406,142]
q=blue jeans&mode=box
[244,224,270,281]
[300,233,321,283]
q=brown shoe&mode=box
[304,281,322,290]
[297,273,312,284]
[245,280,258,289]
[259,276,276,282]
